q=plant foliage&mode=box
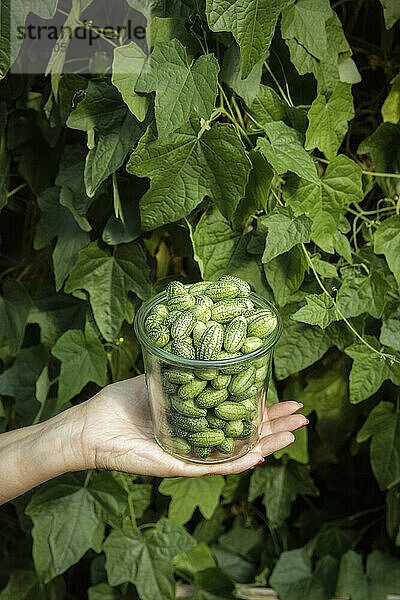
[0,0,400,598]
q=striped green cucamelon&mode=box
[190,303,212,322]
[205,280,239,301]
[193,322,208,347]
[241,337,264,354]
[170,437,191,454]
[170,310,196,340]
[196,322,224,360]
[219,275,251,297]
[164,310,182,328]
[163,368,194,384]
[228,366,256,395]
[254,364,268,387]
[214,401,249,420]
[241,397,258,416]
[207,412,226,429]
[224,315,247,352]
[237,421,256,439]
[211,300,249,323]
[171,397,207,417]
[171,425,190,438]
[194,367,219,380]
[147,326,170,347]
[247,309,277,338]
[178,378,207,399]
[231,385,258,401]
[168,413,209,432]
[196,387,229,408]
[187,429,226,447]
[211,374,231,389]
[192,446,212,458]
[216,437,235,454]
[167,294,196,311]
[171,339,196,359]
[189,281,212,296]
[166,281,187,298]
[224,420,244,438]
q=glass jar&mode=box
[134,288,282,464]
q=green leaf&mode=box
[249,85,287,126]
[127,120,251,229]
[382,73,400,124]
[357,123,400,195]
[336,266,390,319]
[310,255,338,278]
[26,472,129,583]
[88,583,122,600]
[270,548,338,600]
[333,230,352,263]
[248,461,318,527]
[274,306,334,380]
[283,155,363,253]
[28,283,86,347]
[104,519,195,600]
[147,16,200,57]
[259,206,312,263]
[111,42,149,121]
[221,44,263,106]
[206,0,291,77]
[374,215,400,292]
[126,0,195,18]
[0,570,64,600]
[305,82,354,159]
[34,187,90,291]
[380,301,400,352]
[300,364,355,452]
[357,401,400,490]
[345,338,400,403]
[379,0,400,29]
[0,279,31,354]
[51,326,108,403]
[65,241,150,341]
[257,121,319,184]
[191,206,240,280]
[264,245,308,307]
[136,39,219,140]
[292,294,337,329]
[0,0,58,79]
[159,476,225,525]
[67,79,145,197]
[281,0,333,62]
[335,550,368,600]
[174,542,216,579]
[0,345,48,425]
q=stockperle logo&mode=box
[7,0,149,75]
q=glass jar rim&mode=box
[134,286,282,367]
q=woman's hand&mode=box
[80,375,307,477]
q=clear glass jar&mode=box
[134,288,282,464]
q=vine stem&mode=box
[301,243,400,364]
[7,183,27,198]
[121,473,137,526]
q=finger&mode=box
[265,401,303,421]
[262,413,308,436]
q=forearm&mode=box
[0,405,88,505]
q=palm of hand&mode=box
[82,375,306,477]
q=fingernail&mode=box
[296,419,309,430]
[294,403,304,413]
[256,459,264,465]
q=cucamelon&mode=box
[193,322,208,347]
[147,326,170,347]
[171,310,196,340]
[207,412,226,429]
[224,420,244,438]
[237,421,256,439]
[224,315,247,352]
[219,275,251,297]
[231,385,258,401]
[171,397,207,418]
[211,300,249,323]
[196,387,229,408]
[187,429,226,447]
[241,337,264,354]
[189,281,212,295]
[189,303,212,322]
[163,368,194,384]
[165,310,182,328]
[167,294,196,311]
[171,339,195,359]
[205,280,239,301]
[216,437,235,454]
[178,378,207,399]
[169,413,209,432]
[214,401,249,421]
[192,446,212,458]
[211,374,231,389]
[166,280,186,298]
[247,309,277,338]
[196,322,224,360]
[170,437,191,454]
[194,367,219,380]
[228,365,256,395]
